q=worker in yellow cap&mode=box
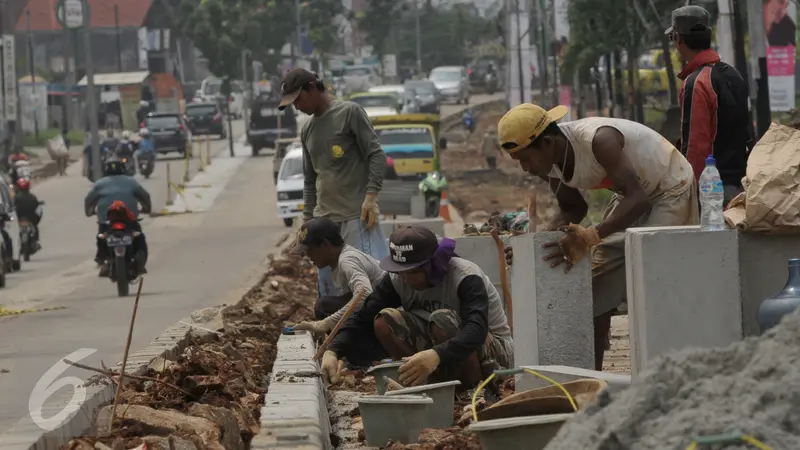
[499,104,699,370]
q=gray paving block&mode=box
[625,226,742,374]
[510,232,594,369]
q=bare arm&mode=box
[324,258,376,326]
[538,176,588,229]
[591,127,651,239]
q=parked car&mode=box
[143,113,191,156]
[429,66,470,104]
[403,80,441,115]
[276,145,305,227]
[184,102,227,139]
[248,94,298,158]
[342,65,382,93]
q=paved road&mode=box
[439,94,501,119]
[0,94,503,434]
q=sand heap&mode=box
[546,309,800,450]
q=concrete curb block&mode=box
[252,331,333,450]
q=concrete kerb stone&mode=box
[0,250,274,450]
[253,330,333,450]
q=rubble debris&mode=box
[60,250,317,450]
[547,309,800,450]
[384,427,482,450]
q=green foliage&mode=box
[357,0,407,59]
[560,0,702,79]
[173,0,342,78]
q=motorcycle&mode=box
[137,152,155,179]
[463,114,475,134]
[100,218,142,297]
[418,172,448,218]
[19,201,44,262]
[484,72,497,94]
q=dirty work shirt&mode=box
[325,244,387,325]
[301,100,386,222]
[548,117,699,316]
[329,257,513,367]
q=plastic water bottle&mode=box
[699,155,725,231]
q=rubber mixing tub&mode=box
[357,394,433,446]
[469,413,574,450]
[386,380,461,428]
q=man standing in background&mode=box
[278,68,389,297]
[667,5,751,205]
[482,125,499,169]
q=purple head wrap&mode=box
[421,238,457,285]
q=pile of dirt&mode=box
[385,427,482,450]
[546,309,800,450]
[61,251,317,450]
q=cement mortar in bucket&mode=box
[367,361,404,394]
[385,380,461,428]
[357,394,433,446]
[469,413,574,450]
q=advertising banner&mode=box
[765,0,797,112]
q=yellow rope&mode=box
[0,305,67,317]
[686,434,772,450]
[471,368,577,422]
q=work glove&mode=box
[398,349,440,386]
[293,319,333,335]
[361,194,379,229]
[558,223,601,266]
[321,350,345,385]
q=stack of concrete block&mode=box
[252,331,332,450]
[625,225,800,374]
[509,232,595,370]
[454,235,513,307]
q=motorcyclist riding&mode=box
[101,129,119,154]
[462,107,475,133]
[84,156,152,276]
[8,151,30,185]
[136,128,155,156]
[13,178,42,248]
[136,100,151,125]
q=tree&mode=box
[357,0,407,65]
[300,0,345,58]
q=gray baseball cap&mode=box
[664,5,711,36]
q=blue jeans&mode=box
[317,218,389,297]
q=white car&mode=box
[429,66,470,104]
[342,65,382,93]
[276,146,305,227]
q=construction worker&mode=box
[321,225,513,392]
[499,104,699,371]
[292,218,385,323]
[482,125,499,169]
[277,68,389,297]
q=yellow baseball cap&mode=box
[497,104,569,153]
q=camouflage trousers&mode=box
[377,308,513,371]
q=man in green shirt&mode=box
[278,68,390,296]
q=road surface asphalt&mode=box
[0,95,501,433]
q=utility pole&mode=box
[114,5,122,72]
[241,50,250,131]
[26,10,38,139]
[0,0,7,165]
[293,0,301,67]
[82,0,101,180]
[536,0,549,105]
[415,0,422,74]
[716,0,735,68]
[746,0,770,138]
[513,0,524,106]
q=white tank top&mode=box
[548,117,694,199]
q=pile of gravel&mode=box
[545,309,800,450]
